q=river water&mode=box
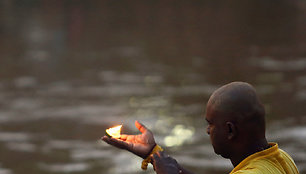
[0,0,306,174]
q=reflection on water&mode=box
[0,0,306,174]
[164,125,194,147]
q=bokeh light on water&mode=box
[0,0,306,174]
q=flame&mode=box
[106,125,122,138]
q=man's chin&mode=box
[214,149,222,157]
[220,153,230,159]
[214,149,230,159]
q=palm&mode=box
[102,121,156,158]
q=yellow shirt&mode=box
[230,143,299,174]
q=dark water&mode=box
[0,0,306,174]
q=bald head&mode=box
[205,82,268,164]
[207,82,266,137]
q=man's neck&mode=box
[230,138,269,167]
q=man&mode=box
[102,82,299,174]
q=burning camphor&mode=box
[105,125,122,138]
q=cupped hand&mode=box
[102,120,156,159]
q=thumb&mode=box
[135,120,148,133]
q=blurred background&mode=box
[0,0,306,174]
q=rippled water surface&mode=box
[0,1,306,174]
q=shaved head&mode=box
[205,82,269,166]
[208,82,266,137]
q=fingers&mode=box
[102,136,132,150]
[135,120,148,133]
[152,151,164,171]
[152,153,158,170]
[119,134,129,140]
[102,136,116,145]
[161,151,168,158]
[152,151,172,163]
[152,151,163,160]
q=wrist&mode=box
[142,143,157,159]
[141,144,163,170]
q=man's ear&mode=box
[226,122,237,140]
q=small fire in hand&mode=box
[105,125,122,139]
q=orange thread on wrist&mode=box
[141,145,163,170]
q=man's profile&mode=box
[102,82,299,174]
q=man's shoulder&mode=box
[278,148,299,174]
[278,148,296,164]
[230,143,299,174]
